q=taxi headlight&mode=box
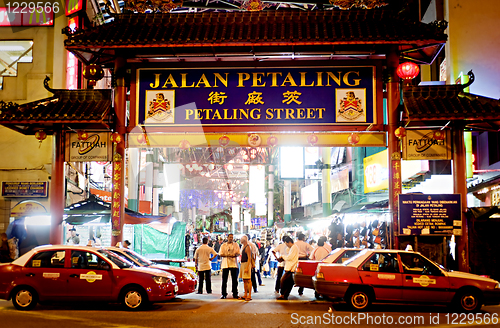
[184,272,196,280]
[153,276,171,284]
[316,272,324,279]
[495,282,500,289]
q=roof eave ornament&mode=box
[43,76,57,95]
[429,20,448,32]
[461,70,475,90]
[329,0,389,10]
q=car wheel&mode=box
[12,287,38,311]
[314,291,323,300]
[347,289,371,311]
[122,287,147,310]
[454,290,482,312]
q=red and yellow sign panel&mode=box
[66,0,85,16]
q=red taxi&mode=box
[0,245,177,311]
[105,246,197,295]
[313,249,500,312]
[294,248,361,291]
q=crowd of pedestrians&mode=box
[193,232,329,301]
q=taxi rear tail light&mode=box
[316,272,324,279]
[296,267,302,274]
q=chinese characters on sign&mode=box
[137,67,376,126]
[399,194,462,236]
[111,160,122,236]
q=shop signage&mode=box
[66,0,85,16]
[10,200,47,217]
[89,188,128,206]
[136,66,376,126]
[66,132,111,162]
[399,194,462,236]
[2,181,48,197]
[363,149,389,193]
[402,129,451,160]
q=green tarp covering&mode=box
[133,222,186,259]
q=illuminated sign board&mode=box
[399,194,462,236]
[363,149,389,193]
[136,66,376,127]
[402,129,451,160]
[280,147,304,179]
[66,132,111,162]
[66,0,85,16]
[2,182,48,197]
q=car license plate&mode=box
[175,285,178,293]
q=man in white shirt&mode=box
[295,233,314,295]
[194,237,218,294]
[272,236,288,293]
[218,233,241,299]
[277,236,299,300]
[309,238,330,261]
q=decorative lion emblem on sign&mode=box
[339,91,364,121]
[148,93,172,121]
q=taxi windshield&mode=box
[119,249,153,266]
[322,248,343,263]
[342,249,369,266]
[97,249,134,268]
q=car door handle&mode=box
[69,274,79,278]
[406,276,412,279]
[365,274,371,277]
[26,273,35,277]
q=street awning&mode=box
[64,194,172,225]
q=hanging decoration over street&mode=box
[394,127,406,139]
[179,139,191,150]
[35,130,47,148]
[348,132,360,145]
[307,134,318,146]
[110,132,122,144]
[267,135,278,147]
[219,135,230,147]
[397,62,420,80]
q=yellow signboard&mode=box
[364,149,389,193]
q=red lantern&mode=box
[348,132,360,145]
[267,135,278,147]
[433,130,446,141]
[219,135,230,147]
[397,62,420,80]
[307,134,318,146]
[83,64,104,82]
[77,130,89,141]
[110,132,122,144]
[395,127,406,139]
[35,130,47,148]
[137,134,148,145]
[179,139,191,150]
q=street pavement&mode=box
[1,273,500,328]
